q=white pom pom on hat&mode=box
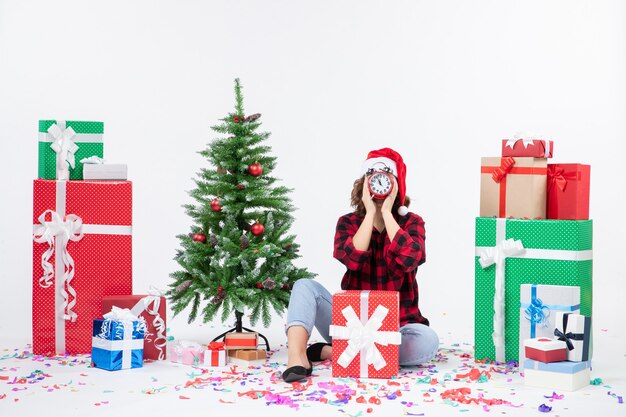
[361,147,409,216]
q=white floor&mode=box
[1,325,624,417]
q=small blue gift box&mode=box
[91,318,145,371]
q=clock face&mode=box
[368,172,393,198]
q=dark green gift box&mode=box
[38,120,104,180]
[474,217,592,363]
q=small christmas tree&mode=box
[168,79,315,330]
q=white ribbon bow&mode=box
[478,238,525,362]
[130,286,167,360]
[505,132,538,150]
[48,122,79,179]
[33,210,84,322]
[80,155,105,164]
[104,306,139,321]
[329,305,402,372]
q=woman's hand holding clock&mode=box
[361,176,377,214]
[381,176,398,215]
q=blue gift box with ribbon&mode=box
[91,307,146,371]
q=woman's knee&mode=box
[399,324,439,365]
[292,278,318,293]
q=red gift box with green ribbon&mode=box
[547,164,591,220]
[32,179,132,355]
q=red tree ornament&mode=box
[248,162,263,177]
[193,233,207,243]
[256,283,263,289]
[250,221,265,236]
[233,116,240,123]
[210,198,222,212]
[236,184,245,190]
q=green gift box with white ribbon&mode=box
[38,120,104,180]
[474,217,592,363]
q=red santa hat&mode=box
[360,147,408,216]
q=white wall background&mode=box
[1,1,624,347]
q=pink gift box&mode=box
[169,341,204,366]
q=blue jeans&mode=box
[286,279,439,366]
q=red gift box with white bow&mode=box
[102,293,167,360]
[501,137,554,158]
[329,290,401,379]
[32,179,132,355]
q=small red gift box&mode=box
[502,138,554,158]
[329,291,401,379]
[102,293,167,360]
[524,338,568,363]
[204,342,227,367]
[32,180,132,355]
[224,332,258,350]
[547,164,591,220]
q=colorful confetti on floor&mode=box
[1,338,624,417]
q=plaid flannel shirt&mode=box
[333,211,429,327]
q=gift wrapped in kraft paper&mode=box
[480,156,547,219]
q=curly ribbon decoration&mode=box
[329,291,402,377]
[477,220,525,363]
[524,284,552,338]
[130,286,167,360]
[32,209,84,322]
[48,121,79,180]
[491,157,515,183]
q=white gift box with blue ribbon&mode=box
[92,307,146,371]
[519,284,580,368]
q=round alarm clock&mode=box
[367,171,394,199]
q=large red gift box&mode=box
[329,291,401,379]
[102,294,167,360]
[32,179,132,355]
[501,138,554,158]
[547,164,591,220]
